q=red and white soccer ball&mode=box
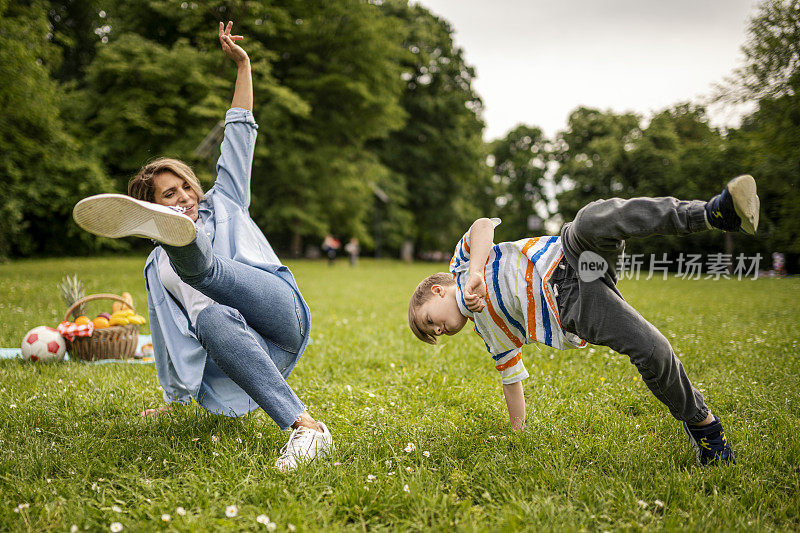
[21,326,67,363]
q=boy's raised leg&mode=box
[561,196,707,282]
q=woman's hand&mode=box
[219,21,248,65]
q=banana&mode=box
[128,315,146,325]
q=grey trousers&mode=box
[555,197,710,424]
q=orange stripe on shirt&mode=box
[495,353,521,371]
[463,236,470,254]
[484,292,523,348]
[521,238,539,342]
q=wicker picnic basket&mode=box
[63,293,139,361]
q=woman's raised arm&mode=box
[219,21,252,111]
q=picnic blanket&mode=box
[0,335,154,364]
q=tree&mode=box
[552,105,756,259]
[717,0,800,102]
[553,107,641,222]
[489,125,551,242]
[256,0,407,254]
[72,0,406,255]
[717,0,800,265]
[0,0,114,258]
[371,0,492,254]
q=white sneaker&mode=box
[275,422,334,472]
[73,193,196,246]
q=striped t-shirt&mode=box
[449,219,587,385]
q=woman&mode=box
[73,22,333,471]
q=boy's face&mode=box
[416,284,468,339]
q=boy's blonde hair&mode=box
[408,272,456,345]
[128,157,205,203]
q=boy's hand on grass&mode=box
[465,272,487,313]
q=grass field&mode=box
[1,256,799,531]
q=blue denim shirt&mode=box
[143,107,311,417]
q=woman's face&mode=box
[152,171,200,222]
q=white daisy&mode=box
[161,514,170,522]
[404,442,416,453]
[403,484,410,493]
[225,505,238,517]
[366,474,377,483]
[110,523,123,532]
[256,514,270,524]
[422,451,430,457]
[112,505,122,513]
[176,506,186,516]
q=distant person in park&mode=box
[72,22,333,471]
[321,234,340,266]
[345,237,360,267]
[408,175,761,466]
[772,252,786,277]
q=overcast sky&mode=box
[416,0,761,140]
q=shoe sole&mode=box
[727,174,759,235]
[73,194,196,246]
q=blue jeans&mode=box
[162,230,307,430]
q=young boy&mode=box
[408,175,760,466]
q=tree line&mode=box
[1,0,797,271]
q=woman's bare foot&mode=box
[139,405,172,417]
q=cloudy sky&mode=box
[416,0,761,140]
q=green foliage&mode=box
[0,0,117,259]
[489,125,551,241]
[713,0,800,262]
[256,0,407,252]
[718,0,800,102]
[1,256,799,529]
[371,0,492,253]
[735,83,800,255]
[79,32,227,187]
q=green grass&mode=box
[1,256,799,531]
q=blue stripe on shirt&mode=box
[491,246,527,338]
[456,271,468,312]
[530,235,558,263]
[530,236,558,345]
[492,348,515,361]
[459,238,469,262]
[539,283,551,345]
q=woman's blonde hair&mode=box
[408,272,456,345]
[128,158,204,203]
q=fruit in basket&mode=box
[74,316,91,326]
[98,312,111,320]
[109,316,130,326]
[128,314,146,325]
[58,274,86,320]
[92,316,110,329]
[112,292,134,314]
[21,326,66,363]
